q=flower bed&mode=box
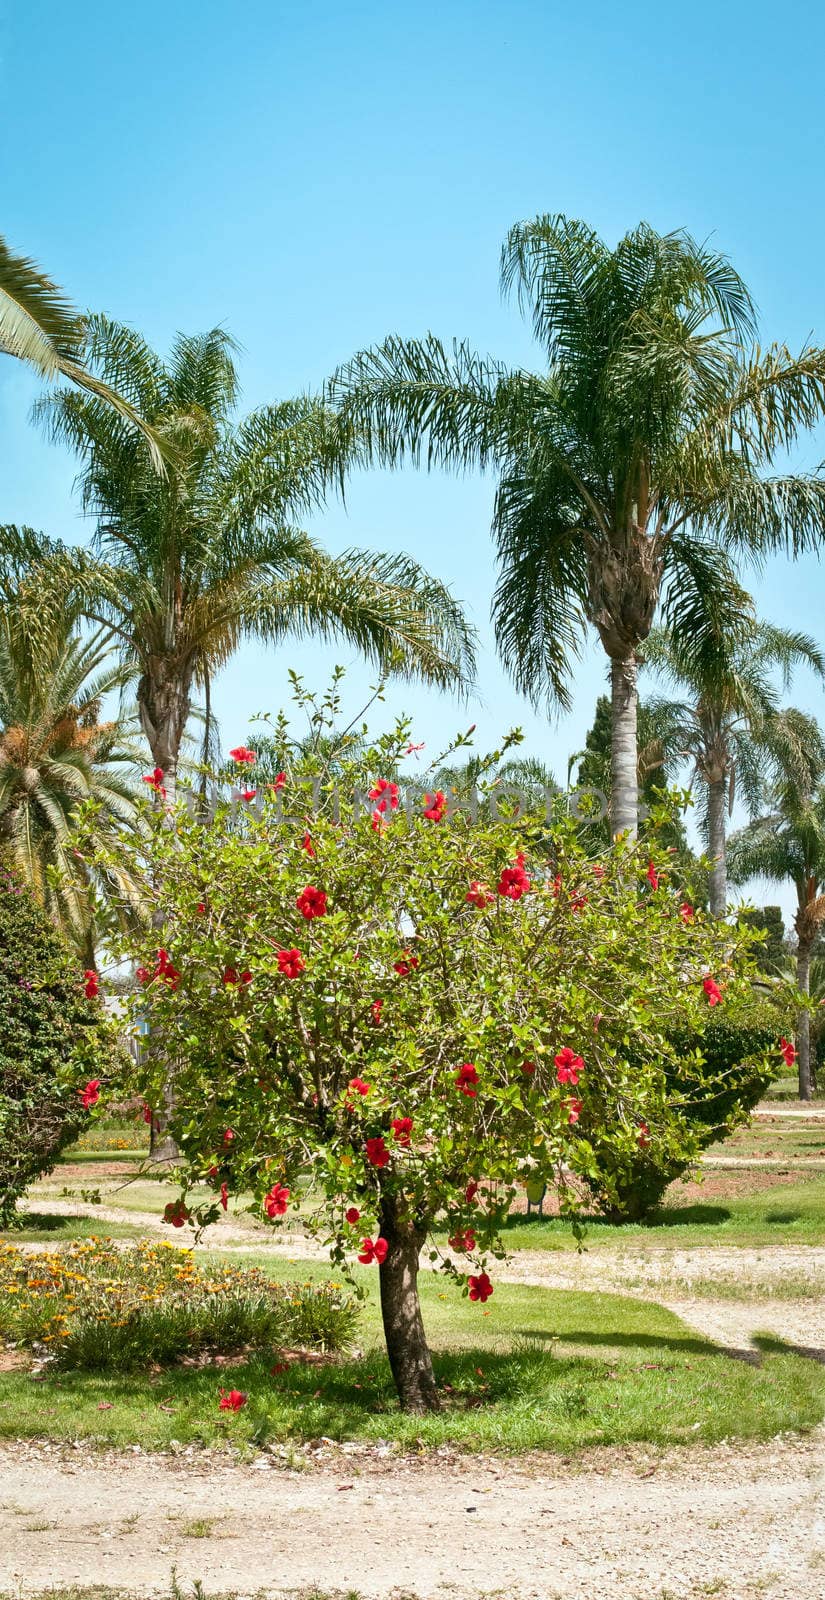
[0,1240,358,1370]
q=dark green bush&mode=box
[0,862,110,1223]
[583,997,785,1220]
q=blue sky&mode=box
[2,0,824,920]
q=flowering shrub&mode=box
[0,861,113,1224]
[0,1240,358,1370]
[95,705,771,1411]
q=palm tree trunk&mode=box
[796,941,813,1102]
[138,672,191,1162]
[707,778,728,917]
[378,1195,439,1412]
[610,654,639,838]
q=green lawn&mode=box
[501,1173,825,1251]
[1,1254,822,1454]
[4,1213,144,1243]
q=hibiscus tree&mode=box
[104,714,763,1413]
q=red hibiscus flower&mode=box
[465,1180,479,1204]
[679,902,695,923]
[497,853,530,900]
[554,1047,584,1086]
[646,861,660,891]
[422,790,447,822]
[269,772,287,790]
[365,1136,390,1168]
[164,1200,190,1228]
[83,969,99,1000]
[142,767,166,796]
[551,873,563,897]
[570,893,588,913]
[780,1037,798,1067]
[406,740,425,755]
[637,1121,652,1148]
[455,1062,479,1098]
[369,778,400,813]
[296,884,327,919]
[345,1206,361,1224]
[229,746,256,766]
[302,833,315,857]
[277,947,305,978]
[521,1060,536,1076]
[466,881,492,908]
[218,1389,247,1411]
[394,951,419,976]
[196,901,207,915]
[448,1228,476,1253]
[468,1272,493,1303]
[358,1236,389,1264]
[220,1182,229,1211]
[240,788,257,803]
[136,965,151,984]
[391,1116,413,1146]
[703,976,723,1006]
[155,949,180,990]
[264,1183,290,1218]
[592,864,606,879]
[222,1129,236,1147]
[566,1097,583,1125]
[79,1079,101,1109]
[348,1077,371,1097]
[142,1102,153,1124]
[370,999,383,1025]
[222,966,252,987]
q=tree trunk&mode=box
[707,778,728,918]
[610,654,639,839]
[796,941,813,1102]
[138,670,191,1163]
[378,1197,440,1412]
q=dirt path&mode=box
[0,1434,822,1600]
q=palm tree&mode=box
[0,593,145,963]
[643,619,825,914]
[728,759,825,1100]
[30,317,476,800]
[330,215,825,835]
[0,236,163,466]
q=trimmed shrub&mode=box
[0,1239,359,1369]
[0,862,111,1223]
[583,997,786,1219]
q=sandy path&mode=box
[0,1435,823,1599]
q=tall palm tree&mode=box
[643,619,825,914]
[0,236,163,466]
[0,594,145,963]
[330,215,825,835]
[30,317,476,800]
[728,760,825,1099]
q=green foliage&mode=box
[0,1239,358,1370]
[583,993,788,1219]
[0,862,111,1223]
[97,696,768,1296]
[739,907,786,975]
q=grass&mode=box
[1,1253,822,1454]
[3,1213,144,1243]
[500,1173,825,1251]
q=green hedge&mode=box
[583,1000,784,1220]
[0,862,110,1223]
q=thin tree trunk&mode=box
[610,654,639,839]
[707,778,728,918]
[378,1196,440,1412]
[796,942,813,1102]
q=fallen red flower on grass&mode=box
[219,1389,247,1411]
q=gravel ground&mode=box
[0,1434,823,1599]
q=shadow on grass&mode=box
[515,1327,723,1357]
[500,1202,733,1234]
[754,1333,825,1366]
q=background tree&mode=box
[0,581,144,962]
[0,236,162,464]
[330,215,825,834]
[738,906,787,976]
[643,619,825,914]
[728,766,825,1099]
[33,316,476,801]
[572,691,687,854]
